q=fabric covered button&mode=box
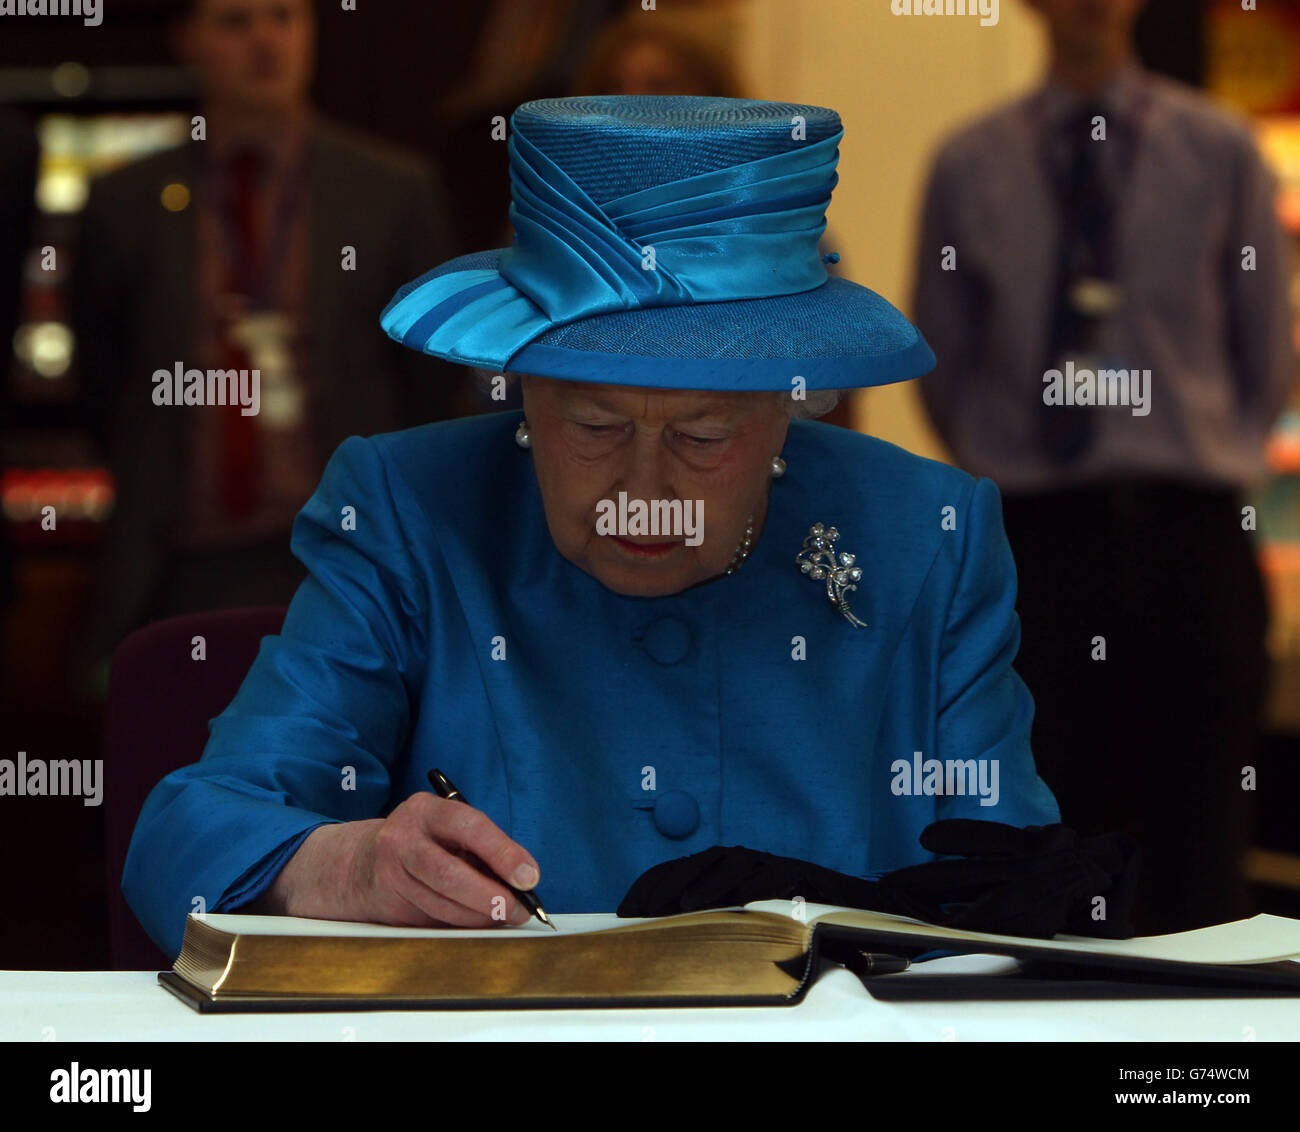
[637,616,692,665]
[652,790,700,838]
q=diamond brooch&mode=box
[796,522,867,628]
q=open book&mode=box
[159,901,1300,1012]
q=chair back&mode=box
[104,606,288,969]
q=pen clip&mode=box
[818,936,910,989]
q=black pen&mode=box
[823,939,910,981]
[426,768,556,931]
[853,953,910,976]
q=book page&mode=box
[195,912,640,939]
[745,900,1300,965]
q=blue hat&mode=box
[381,96,934,391]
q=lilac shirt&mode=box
[913,64,1295,494]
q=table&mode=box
[3,952,1298,1041]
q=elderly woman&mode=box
[124,97,1059,959]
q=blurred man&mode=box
[73,0,470,684]
[913,0,1293,932]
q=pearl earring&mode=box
[515,421,532,449]
[771,455,786,478]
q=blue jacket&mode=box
[124,411,1059,958]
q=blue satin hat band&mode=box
[380,96,935,390]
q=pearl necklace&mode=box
[725,515,755,575]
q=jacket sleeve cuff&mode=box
[214,819,340,912]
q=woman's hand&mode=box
[247,793,541,927]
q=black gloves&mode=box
[875,820,1140,939]
[617,820,1140,940]
[617,844,881,917]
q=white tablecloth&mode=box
[2,952,1296,1042]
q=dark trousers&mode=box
[1001,481,1269,935]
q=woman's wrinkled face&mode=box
[521,376,789,597]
